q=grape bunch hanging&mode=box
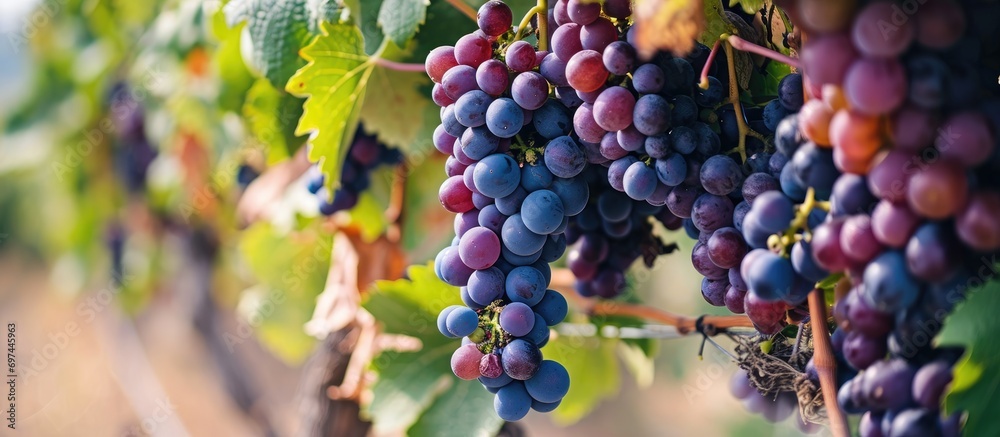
[426,0,999,434]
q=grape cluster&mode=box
[306,129,402,215]
[564,165,681,298]
[741,0,1000,435]
[427,0,589,420]
[108,83,158,193]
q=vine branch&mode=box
[551,268,755,335]
[444,0,479,22]
[373,58,427,73]
[808,288,850,437]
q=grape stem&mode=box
[536,0,548,51]
[768,187,817,256]
[712,36,768,163]
[698,40,722,90]
[550,269,755,334]
[726,35,802,70]
[514,4,547,47]
[807,289,850,437]
[444,0,478,22]
[373,58,427,73]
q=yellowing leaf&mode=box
[286,21,376,191]
[633,0,705,57]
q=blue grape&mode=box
[521,162,553,192]
[617,126,646,151]
[602,41,635,75]
[745,251,795,301]
[502,214,547,256]
[511,71,549,110]
[460,126,500,160]
[468,267,506,306]
[741,172,780,204]
[543,136,587,178]
[533,101,572,139]
[479,371,513,390]
[502,244,543,266]
[831,174,877,217]
[521,190,565,234]
[437,305,462,338]
[550,177,589,216]
[535,290,568,326]
[862,251,920,313]
[540,234,568,263]
[496,186,528,215]
[499,302,536,337]
[762,100,789,133]
[474,154,521,198]
[486,98,524,138]
[454,90,492,127]
[608,156,638,191]
[623,161,658,200]
[478,204,508,233]
[752,191,795,234]
[437,246,475,286]
[445,306,480,337]
[668,125,697,155]
[779,163,807,202]
[494,381,532,420]
[525,360,570,403]
[791,240,829,283]
[777,73,803,111]
[700,155,743,196]
[505,265,547,305]
[644,134,671,159]
[502,339,542,380]
[693,122,721,156]
[523,312,550,345]
[789,142,837,200]
[633,94,672,136]
[441,105,466,137]
[774,115,802,157]
[632,64,665,94]
[531,399,561,413]
[655,154,687,187]
[695,76,724,106]
[691,194,734,232]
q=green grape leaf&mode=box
[286,22,376,192]
[698,0,731,50]
[360,64,436,154]
[407,379,503,437]
[242,79,307,164]
[344,0,387,55]
[937,279,1000,437]
[542,335,621,424]
[237,220,329,363]
[349,190,390,243]
[747,59,792,104]
[362,264,502,436]
[224,0,340,88]
[378,0,430,47]
[728,0,764,14]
